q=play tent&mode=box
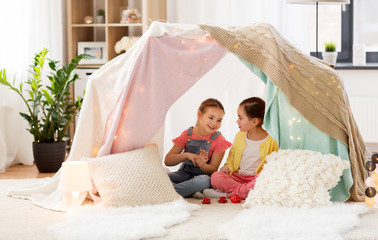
[9,22,368,210]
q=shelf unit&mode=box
[66,0,166,141]
[67,0,166,68]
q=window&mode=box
[339,0,378,63]
[307,4,343,57]
[354,0,378,52]
[312,5,342,52]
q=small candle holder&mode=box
[84,16,93,24]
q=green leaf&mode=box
[0,69,8,85]
[41,89,52,104]
[19,112,32,122]
[34,66,41,76]
[28,91,34,100]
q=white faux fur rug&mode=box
[218,203,369,240]
[1,179,377,240]
[50,199,199,240]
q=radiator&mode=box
[349,97,378,143]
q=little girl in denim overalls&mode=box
[164,98,231,197]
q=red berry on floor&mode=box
[202,197,211,204]
[218,196,227,203]
[230,194,241,203]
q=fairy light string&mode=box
[364,153,378,207]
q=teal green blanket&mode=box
[239,57,352,202]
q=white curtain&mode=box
[167,0,313,53]
[0,0,63,172]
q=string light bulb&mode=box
[365,187,377,198]
[365,160,376,172]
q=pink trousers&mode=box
[211,171,259,199]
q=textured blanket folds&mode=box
[200,23,368,201]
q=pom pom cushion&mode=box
[244,149,350,208]
[83,145,181,207]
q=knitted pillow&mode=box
[244,149,350,208]
[83,145,181,207]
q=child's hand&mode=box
[220,165,231,174]
[199,149,209,162]
[183,152,198,166]
[195,150,208,168]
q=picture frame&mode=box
[77,42,107,64]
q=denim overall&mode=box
[168,126,220,197]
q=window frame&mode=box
[338,0,378,63]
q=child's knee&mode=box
[193,174,211,189]
[211,171,226,187]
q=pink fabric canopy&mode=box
[99,35,227,156]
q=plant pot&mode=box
[33,141,66,173]
[96,15,104,23]
[322,51,338,66]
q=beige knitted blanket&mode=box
[200,23,369,201]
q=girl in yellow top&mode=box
[204,97,279,199]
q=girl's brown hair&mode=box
[198,98,225,114]
[240,97,265,123]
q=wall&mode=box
[338,69,378,151]
[338,69,378,97]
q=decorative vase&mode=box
[33,141,66,173]
[353,44,366,66]
[322,51,338,66]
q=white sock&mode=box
[191,191,205,199]
[203,188,226,198]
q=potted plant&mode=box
[97,8,105,23]
[0,49,89,172]
[322,42,338,66]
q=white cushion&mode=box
[83,145,181,207]
[244,149,350,208]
